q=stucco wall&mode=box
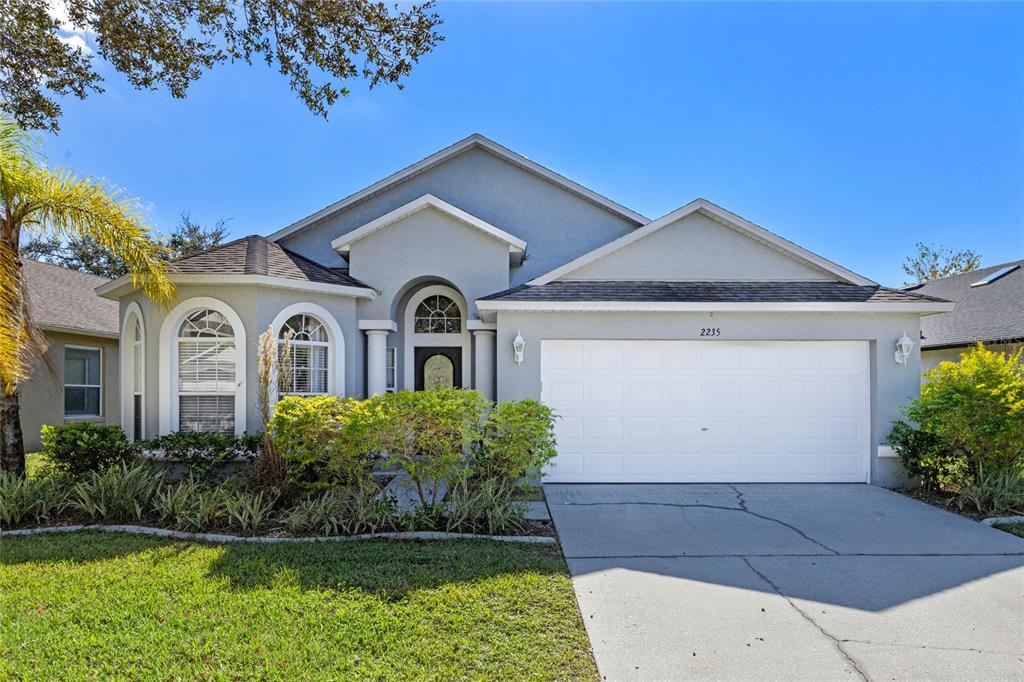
[19,331,120,451]
[564,212,834,281]
[349,206,512,320]
[277,147,639,286]
[493,310,923,488]
[120,284,361,438]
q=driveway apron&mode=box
[546,483,1024,681]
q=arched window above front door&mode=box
[414,295,462,333]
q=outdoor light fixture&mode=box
[512,331,525,365]
[895,332,914,365]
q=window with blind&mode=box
[177,309,236,434]
[278,313,329,395]
[386,347,397,392]
[64,346,101,417]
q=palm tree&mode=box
[0,118,175,475]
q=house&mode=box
[96,134,952,487]
[20,260,121,451]
[905,260,1023,372]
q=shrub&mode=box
[223,490,277,535]
[375,389,489,507]
[954,467,1024,516]
[0,472,69,527]
[41,423,135,477]
[912,345,1024,476]
[145,432,261,480]
[478,399,558,485]
[446,478,527,535]
[271,395,383,493]
[152,477,229,532]
[71,463,163,523]
[889,421,969,491]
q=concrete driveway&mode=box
[545,484,1024,681]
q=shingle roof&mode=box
[22,259,118,337]
[479,281,948,304]
[906,260,1024,349]
[170,235,372,289]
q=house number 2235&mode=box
[700,328,721,337]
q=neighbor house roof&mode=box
[268,133,648,242]
[906,259,1024,349]
[22,259,119,338]
[477,281,952,312]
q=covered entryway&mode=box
[541,340,870,483]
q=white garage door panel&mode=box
[541,340,870,483]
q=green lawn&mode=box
[994,523,1024,538]
[0,532,596,681]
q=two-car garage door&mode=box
[540,340,870,483]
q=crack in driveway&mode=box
[740,557,871,681]
[556,500,841,555]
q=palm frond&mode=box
[0,241,28,392]
[29,169,175,304]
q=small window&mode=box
[414,295,462,334]
[385,347,397,392]
[65,346,102,417]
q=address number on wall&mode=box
[699,328,721,337]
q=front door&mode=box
[414,347,462,390]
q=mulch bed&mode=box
[896,486,987,520]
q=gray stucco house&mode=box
[21,260,121,451]
[97,134,952,487]
[905,260,1023,372]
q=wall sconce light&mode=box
[895,332,914,365]
[512,331,525,365]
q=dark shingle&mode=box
[22,260,118,337]
[480,281,948,304]
[170,235,372,289]
[907,260,1024,348]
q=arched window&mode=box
[176,309,236,434]
[414,295,462,333]
[278,313,329,395]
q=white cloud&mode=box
[48,0,94,54]
[57,33,92,55]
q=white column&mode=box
[365,330,389,396]
[473,330,496,401]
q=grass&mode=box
[993,523,1024,538]
[0,532,596,681]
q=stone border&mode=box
[981,515,1024,527]
[0,524,555,544]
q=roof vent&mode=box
[970,264,1020,288]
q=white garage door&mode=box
[541,340,870,483]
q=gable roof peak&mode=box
[526,198,877,287]
[268,134,648,242]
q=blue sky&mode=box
[43,2,1023,287]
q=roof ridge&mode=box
[244,235,268,275]
[21,258,111,283]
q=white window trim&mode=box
[268,302,346,402]
[159,297,247,436]
[64,344,102,419]
[403,284,471,391]
[120,301,145,438]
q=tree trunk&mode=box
[0,387,25,476]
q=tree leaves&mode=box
[0,0,444,131]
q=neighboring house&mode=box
[20,260,120,451]
[96,134,952,487]
[905,259,1023,372]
